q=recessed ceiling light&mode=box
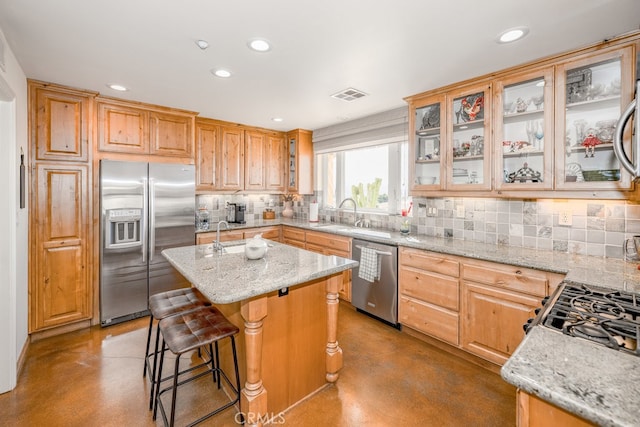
[497,26,529,43]
[248,38,271,52]
[271,117,283,122]
[211,68,232,78]
[107,84,128,91]
[195,39,209,50]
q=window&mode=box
[316,140,410,215]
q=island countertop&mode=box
[162,240,358,304]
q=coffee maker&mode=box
[227,202,246,224]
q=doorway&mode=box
[0,76,17,393]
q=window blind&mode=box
[313,106,408,153]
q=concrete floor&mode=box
[0,305,516,426]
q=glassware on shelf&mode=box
[534,121,544,150]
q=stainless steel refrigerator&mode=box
[100,160,195,326]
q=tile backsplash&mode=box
[196,193,640,260]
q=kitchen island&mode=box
[162,240,357,426]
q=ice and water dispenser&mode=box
[105,208,142,248]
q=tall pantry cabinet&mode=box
[28,81,95,336]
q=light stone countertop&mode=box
[501,326,640,427]
[162,239,358,304]
[207,218,640,292]
[197,219,640,425]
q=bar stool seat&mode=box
[144,287,211,409]
[153,306,241,427]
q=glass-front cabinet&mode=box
[447,83,491,191]
[413,94,445,189]
[554,47,634,191]
[494,68,554,191]
[408,38,638,199]
[410,84,491,191]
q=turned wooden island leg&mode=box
[241,296,268,427]
[325,274,343,382]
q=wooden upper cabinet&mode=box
[96,97,196,158]
[195,118,218,190]
[244,129,286,192]
[286,129,314,194]
[149,110,194,157]
[30,81,95,162]
[97,100,148,154]
[245,130,266,190]
[219,125,245,190]
[266,133,286,192]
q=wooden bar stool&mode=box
[153,306,241,427]
[144,287,211,409]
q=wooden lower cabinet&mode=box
[461,260,564,366]
[195,226,281,245]
[30,163,92,332]
[517,390,595,427]
[305,231,352,302]
[461,282,540,365]
[399,248,460,346]
[399,247,565,367]
[281,226,306,248]
[280,227,352,301]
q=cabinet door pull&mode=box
[515,270,522,275]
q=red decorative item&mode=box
[461,96,484,121]
[581,131,602,158]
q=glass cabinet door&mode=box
[495,68,554,191]
[412,94,445,189]
[555,47,634,190]
[447,83,491,190]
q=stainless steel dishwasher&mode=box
[351,238,399,327]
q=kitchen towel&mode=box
[309,202,319,222]
[358,247,381,283]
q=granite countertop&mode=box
[202,218,640,292]
[162,239,357,304]
[502,326,640,427]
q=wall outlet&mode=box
[456,205,465,218]
[559,210,572,226]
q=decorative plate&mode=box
[565,162,585,182]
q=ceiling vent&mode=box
[331,87,368,102]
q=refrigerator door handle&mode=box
[141,177,148,263]
[149,177,156,261]
[613,81,640,181]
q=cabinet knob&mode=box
[515,270,522,275]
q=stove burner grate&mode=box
[542,283,640,357]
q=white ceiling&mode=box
[0,0,639,132]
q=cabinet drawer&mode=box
[283,238,306,249]
[462,262,547,297]
[399,296,459,346]
[399,266,459,311]
[305,231,351,253]
[400,248,459,277]
[282,227,305,242]
[244,226,281,241]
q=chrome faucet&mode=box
[338,198,360,227]
[214,220,230,252]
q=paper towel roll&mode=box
[309,202,319,222]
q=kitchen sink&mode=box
[223,244,246,254]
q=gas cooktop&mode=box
[537,283,640,357]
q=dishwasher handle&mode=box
[355,245,392,256]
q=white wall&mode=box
[0,25,28,394]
